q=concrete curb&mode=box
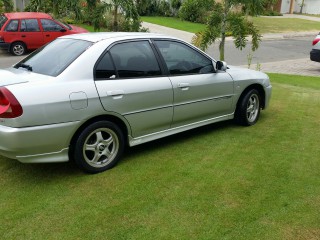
[142,22,316,43]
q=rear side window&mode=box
[109,41,162,78]
[0,15,8,29]
[20,19,40,32]
[5,20,19,32]
[95,53,116,80]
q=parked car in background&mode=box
[0,32,272,173]
[310,33,320,62]
[0,12,88,56]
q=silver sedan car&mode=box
[0,32,272,173]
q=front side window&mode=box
[5,20,19,32]
[154,40,214,75]
[14,39,92,77]
[20,19,40,32]
[41,19,64,31]
[109,41,162,78]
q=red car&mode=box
[0,12,88,56]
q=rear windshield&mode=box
[0,14,8,30]
[14,38,92,76]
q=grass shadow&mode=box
[121,120,235,164]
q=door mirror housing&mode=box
[216,61,227,72]
[60,28,67,32]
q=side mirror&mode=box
[60,28,67,32]
[216,61,227,71]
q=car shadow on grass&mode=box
[0,112,271,177]
[121,120,236,165]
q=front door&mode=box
[40,19,66,44]
[154,40,234,127]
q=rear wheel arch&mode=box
[68,115,130,173]
[69,115,129,153]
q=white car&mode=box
[310,33,320,62]
[0,32,272,173]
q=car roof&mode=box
[4,12,52,19]
[60,32,179,43]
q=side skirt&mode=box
[128,113,234,147]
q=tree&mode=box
[299,0,305,14]
[0,0,14,12]
[106,0,139,32]
[192,0,261,61]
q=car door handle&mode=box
[178,83,190,90]
[45,34,50,37]
[21,35,26,37]
[107,90,125,98]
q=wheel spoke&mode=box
[95,131,104,142]
[85,144,96,152]
[102,136,113,147]
[91,152,102,163]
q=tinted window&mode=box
[154,40,214,75]
[14,39,92,77]
[5,20,19,32]
[109,41,161,78]
[41,19,64,31]
[95,53,116,80]
[20,19,40,32]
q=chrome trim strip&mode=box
[123,95,233,116]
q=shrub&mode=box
[179,0,215,23]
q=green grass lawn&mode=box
[141,16,206,33]
[1,73,320,239]
[141,16,320,34]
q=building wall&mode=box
[280,0,320,14]
[13,0,30,11]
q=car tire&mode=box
[72,121,125,173]
[10,42,26,56]
[235,89,261,126]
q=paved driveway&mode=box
[0,50,24,68]
[1,28,319,77]
[142,22,320,77]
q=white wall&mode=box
[281,0,320,14]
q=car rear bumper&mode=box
[0,121,80,163]
[310,49,320,62]
[0,42,10,51]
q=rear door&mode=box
[94,40,174,138]
[20,19,44,49]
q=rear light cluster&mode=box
[0,87,23,118]
[312,37,320,46]
[312,33,320,46]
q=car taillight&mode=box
[312,38,320,46]
[0,87,23,118]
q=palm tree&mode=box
[192,0,261,61]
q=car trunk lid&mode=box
[0,68,50,87]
